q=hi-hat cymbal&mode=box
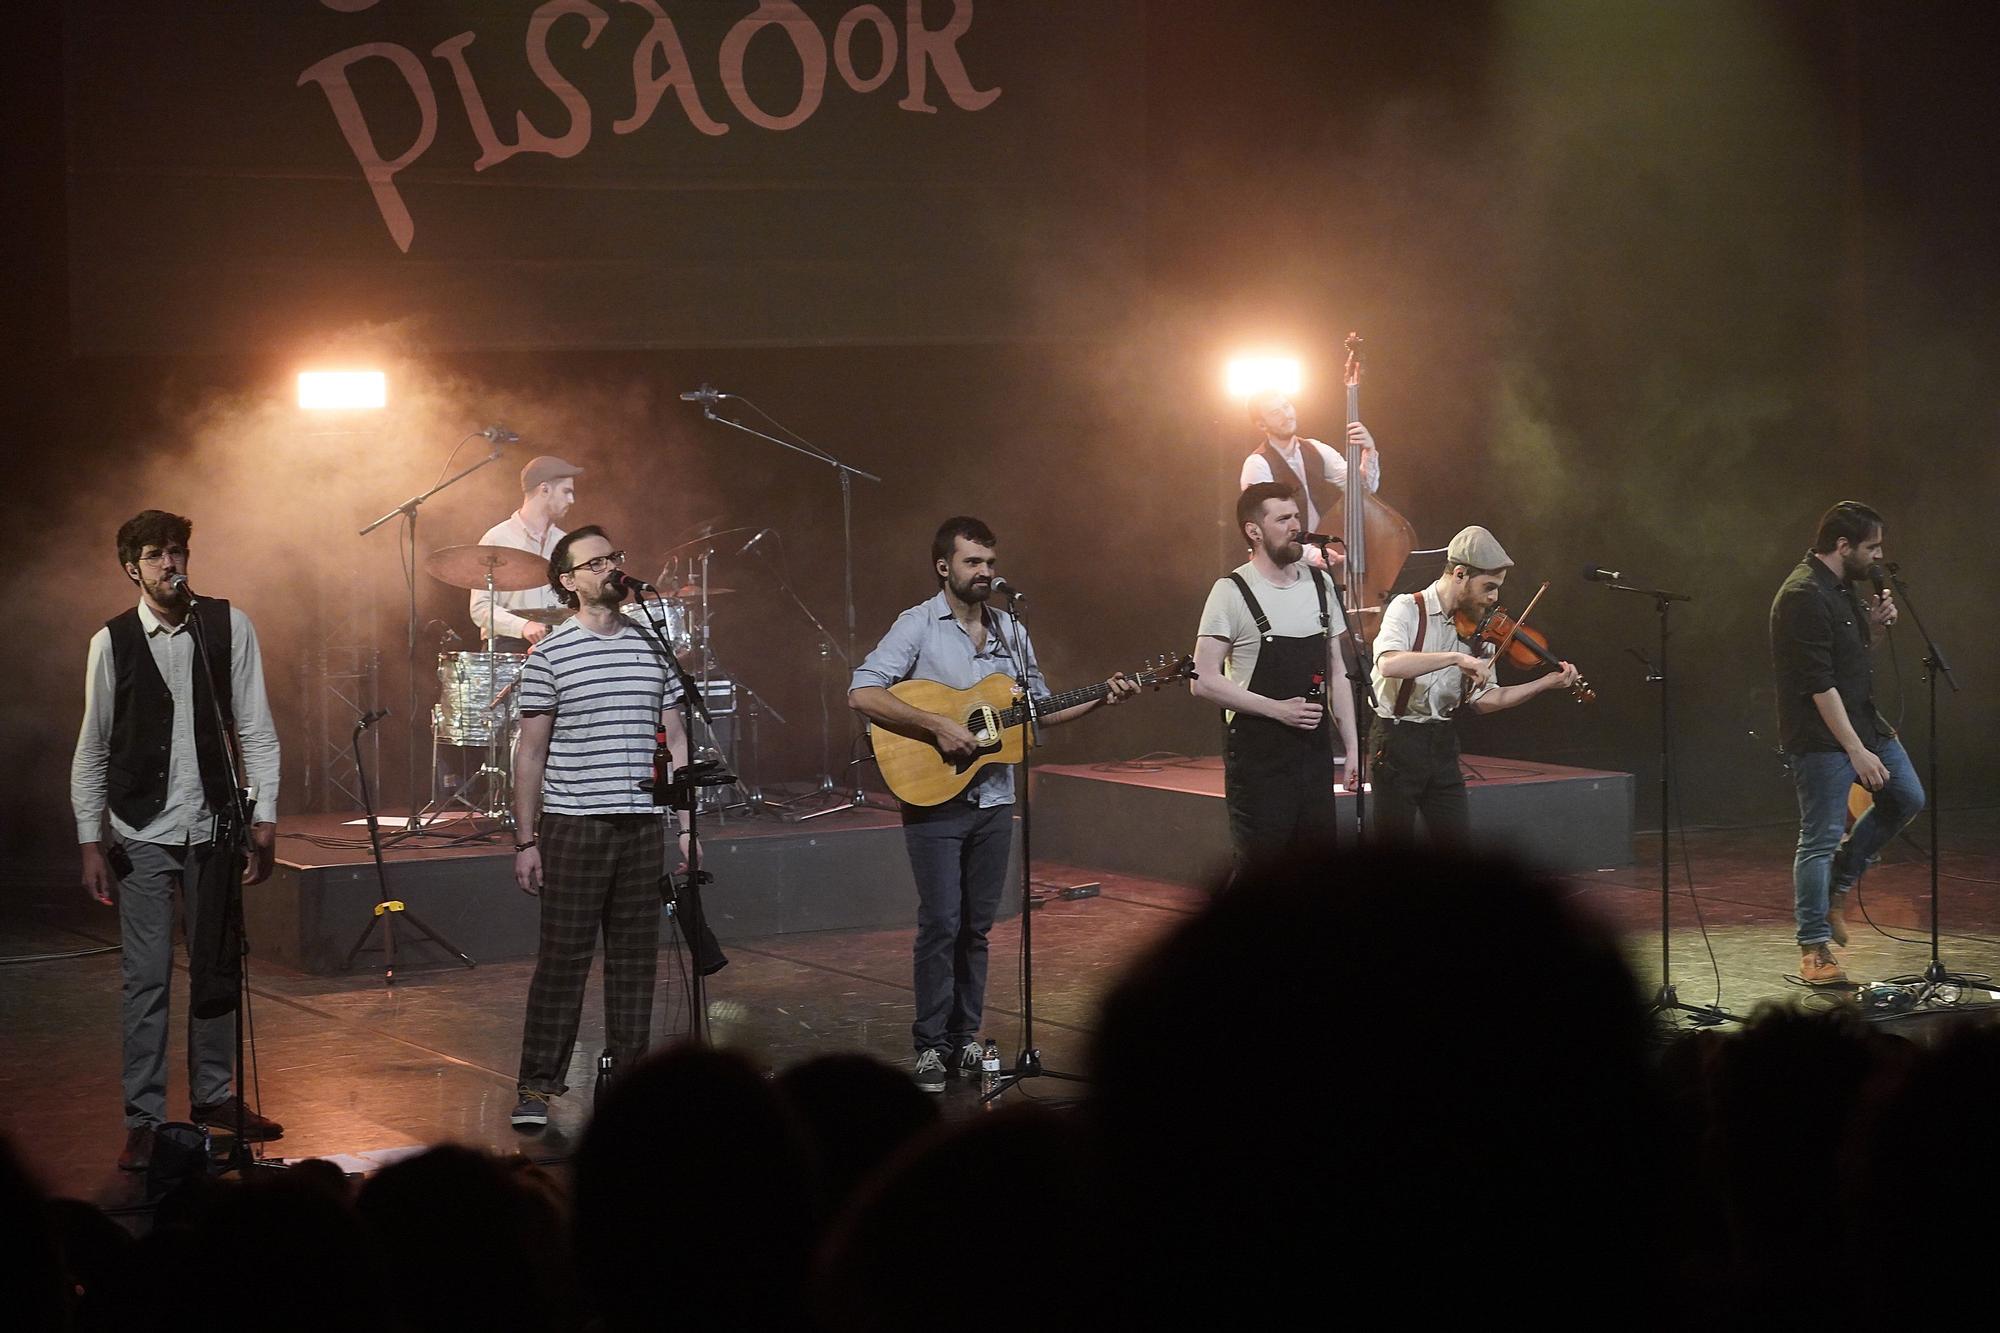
[515,606,576,625]
[424,544,548,592]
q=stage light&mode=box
[297,370,387,411]
[1225,355,1302,401]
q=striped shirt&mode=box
[518,619,683,815]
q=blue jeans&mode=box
[1790,738,1924,946]
[903,800,1015,1056]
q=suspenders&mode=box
[1228,569,1330,640]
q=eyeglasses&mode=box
[137,547,190,565]
[564,550,626,575]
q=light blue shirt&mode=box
[851,591,1050,807]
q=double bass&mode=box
[1334,333,1419,643]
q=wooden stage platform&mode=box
[1032,753,1636,885]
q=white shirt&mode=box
[471,512,566,640]
[1370,584,1493,723]
[72,600,282,845]
[1238,436,1383,536]
[1196,562,1345,723]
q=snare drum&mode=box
[620,595,694,658]
[431,650,526,745]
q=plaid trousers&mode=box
[517,812,666,1097]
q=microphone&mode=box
[1303,533,1340,547]
[357,708,390,731]
[1581,565,1622,583]
[603,569,629,597]
[479,425,520,443]
[678,384,722,404]
[737,527,774,556]
[1868,563,1890,599]
[624,574,658,593]
[990,576,1025,602]
[164,573,195,599]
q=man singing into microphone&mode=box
[848,516,1139,1092]
[72,510,283,1171]
[1193,483,1360,870]
[509,526,690,1130]
[1368,526,1580,843]
[1769,501,1922,986]
[472,455,584,649]
[1238,389,1382,572]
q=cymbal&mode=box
[672,585,735,597]
[658,526,756,558]
[515,606,576,625]
[424,544,547,592]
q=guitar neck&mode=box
[997,679,1111,728]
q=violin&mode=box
[1451,604,1597,703]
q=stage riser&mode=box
[1030,766,1635,885]
[255,822,1022,975]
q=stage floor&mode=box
[4,808,1998,1214]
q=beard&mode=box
[142,574,189,608]
[951,572,993,603]
[583,573,630,608]
[1266,536,1304,567]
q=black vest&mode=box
[104,601,236,830]
[1258,440,1339,532]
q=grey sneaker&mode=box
[511,1091,551,1130]
[955,1040,985,1078]
[913,1049,947,1094]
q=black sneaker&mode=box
[912,1049,947,1094]
[511,1092,551,1130]
[955,1040,984,1079]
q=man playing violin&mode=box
[1769,501,1921,987]
[1367,526,1580,842]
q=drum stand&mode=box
[402,568,514,840]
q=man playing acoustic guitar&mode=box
[849,516,1139,1092]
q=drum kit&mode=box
[415,529,779,830]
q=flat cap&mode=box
[521,455,584,492]
[1446,525,1513,571]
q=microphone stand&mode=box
[178,587,268,1174]
[1880,568,1974,1000]
[629,580,730,1038]
[689,394,882,817]
[982,591,1084,1103]
[746,543,855,821]
[359,435,506,834]
[1593,576,1734,1027]
[342,710,476,983]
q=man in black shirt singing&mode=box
[1769,501,1924,985]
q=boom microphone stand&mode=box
[360,432,508,833]
[1879,564,1975,998]
[683,387,882,816]
[1593,573,1735,1027]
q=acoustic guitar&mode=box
[870,654,1195,806]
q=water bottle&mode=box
[595,1049,617,1103]
[980,1038,1002,1096]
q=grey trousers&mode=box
[117,835,234,1127]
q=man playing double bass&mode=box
[1368,526,1580,843]
[1238,389,1381,573]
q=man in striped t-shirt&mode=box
[508,525,689,1130]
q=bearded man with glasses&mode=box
[507,526,693,1130]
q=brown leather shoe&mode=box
[191,1098,284,1141]
[1828,894,1852,948]
[118,1125,155,1172]
[1799,942,1849,987]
